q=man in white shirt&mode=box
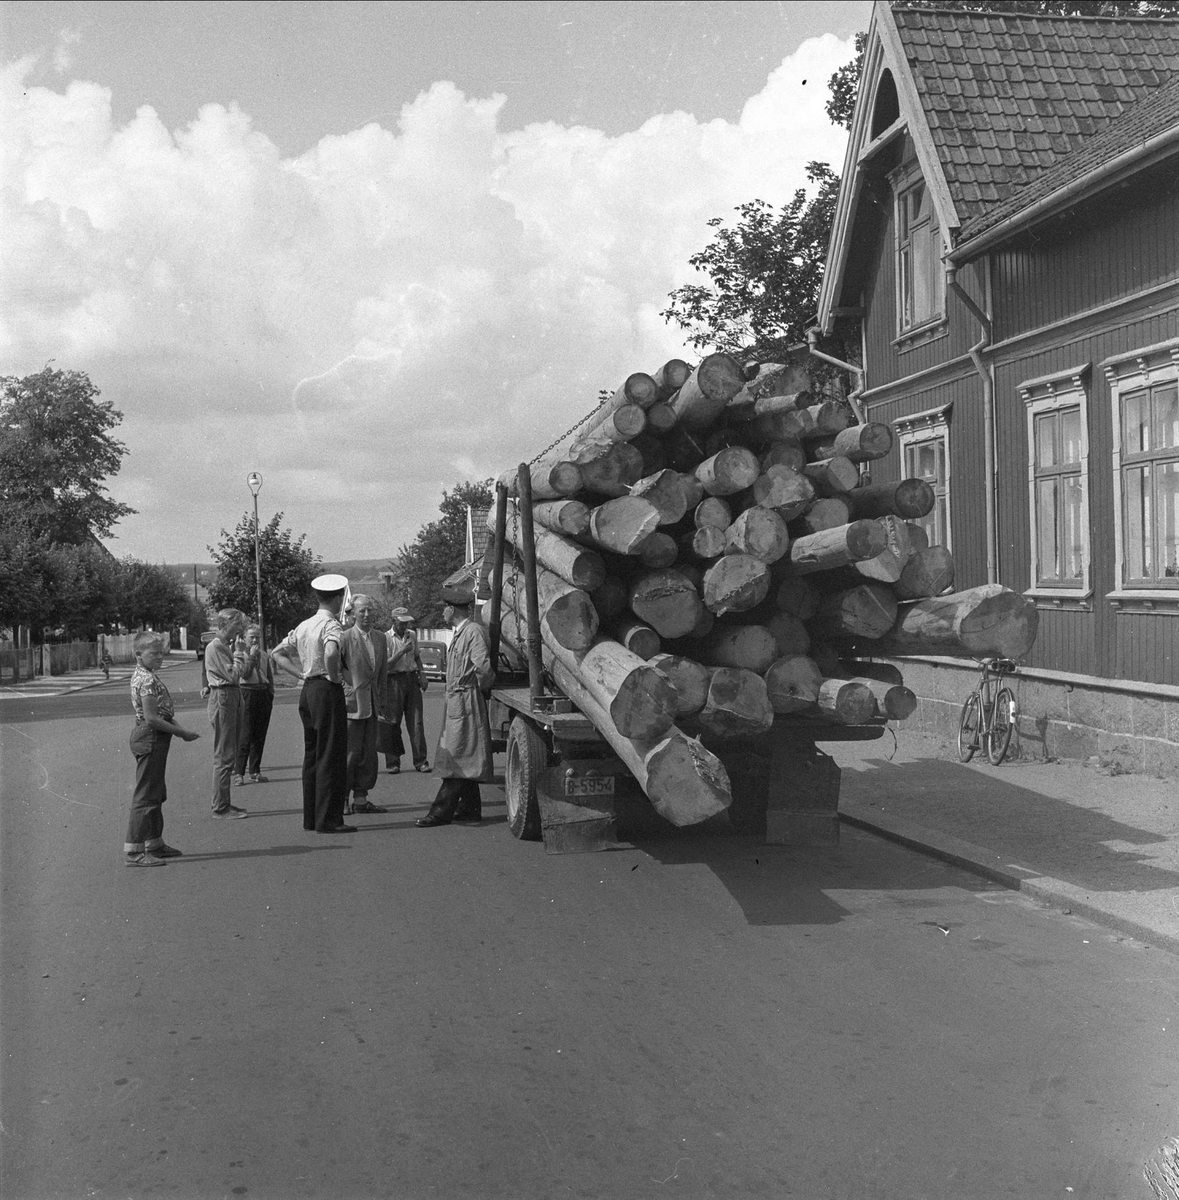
[271,574,355,834]
[380,607,429,774]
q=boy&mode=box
[125,631,200,866]
[233,623,275,785]
[271,574,355,833]
[201,608,251,818]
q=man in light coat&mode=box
[340,594,388,814]
[415,584,494,827]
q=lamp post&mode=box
[246,472,265,650]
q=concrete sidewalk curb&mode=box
[840,809,1179,957]
[0,655,194,699]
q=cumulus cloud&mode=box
[0,34,853,562]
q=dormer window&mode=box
[890,162,944,340]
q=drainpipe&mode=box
[806,328,866,424]
[945,263,997,584]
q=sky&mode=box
[0,0,870,565]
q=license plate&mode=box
[564,775,615,798]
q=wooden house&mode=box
[816,2,1179,774]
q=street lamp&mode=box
[246,471,265,650]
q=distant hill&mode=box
[321,559,392,581]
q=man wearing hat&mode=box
[415,583,494,827]
[380,606,429,774]
[270,573,356,834]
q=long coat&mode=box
[433,620,494,780]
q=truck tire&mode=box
[505,717,545,841]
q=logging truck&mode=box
[479,355,1039,854]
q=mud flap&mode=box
[535,762,628,854]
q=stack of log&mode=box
[488,354,1039,827]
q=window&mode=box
[890,163,944,337]
[896,404,951,550]
[1104,339,1179,604]
[1020,367,1090,599]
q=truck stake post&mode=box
[516,463,546,708]
[487,481,509,675]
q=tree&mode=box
[115,559,193,633]
[661,161,843,365]
[395,480,494,629]
[827,3,1176,129]
[207,512,321,640]
[0,367,134,544]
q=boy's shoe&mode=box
[151,843,183,857]
[387,760,401,774]
[126,852,166,867]
[232,775,246,786]
[250,773,268,783]
[415,762,431,773]
[212,806,247,819]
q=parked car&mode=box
[418,641,447,682]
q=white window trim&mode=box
[896,403,951,554]
[1020,365,1092,601]
[888,160,947,345]
[1103,337,1179,605]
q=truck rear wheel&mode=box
[505,717,545,841]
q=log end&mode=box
[643,734,732,826]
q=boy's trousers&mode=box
[207,686,241,813]
[125,725,172,851]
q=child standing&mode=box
[201,607,251,818]
[125,631,200,866]
[233,623,275,785]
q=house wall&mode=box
[851,152,1179,774]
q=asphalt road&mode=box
[2,661,1176,1200]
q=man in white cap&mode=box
[415,582,494,827]
[271,573,355,834]
[379,606,429,774]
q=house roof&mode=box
[893,4,1179,230]
[817,2,1179,329]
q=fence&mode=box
[0,632,173,683]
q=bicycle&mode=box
[957,658,1018,765]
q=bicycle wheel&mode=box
[986,686,1015,765]
[957,694,981,762]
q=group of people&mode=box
[122,573,495,864]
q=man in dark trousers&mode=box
[415,584,495,827]
[271,574,355,834]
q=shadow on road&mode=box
[166,843,352,862]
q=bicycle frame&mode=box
[958,658,1018,765]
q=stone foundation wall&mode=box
[884,659,1179,779]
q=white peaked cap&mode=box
[311,573,349,591]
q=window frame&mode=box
[888,160,946,346]
[895,403,951,554]
[1019,365,1092,602]
[1103,339,1179,607]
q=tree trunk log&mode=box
[498,460,581,500]
[751,466,815,519]
[894,545,955,600]
[804,400,853,436]
[802,456,859,495]
[611,616,661,660]
[791,497,851,536]
[766,611,811,656]
[636,531,678,568]
[702,554,771,614]
[630,469,692,525]
[670,353,746,430]
[787,519,888,575]
[501,564,599,652]
[817,678,878,725]
[628,568,705,638]
[648,653,709,716]
[678,526,727,561]
[724,507,790,564]
[808,422,894,463]
[846,477,935,519]
[696,624,779,673]
[765,654,823,713]
[867,584,1040,659]
[808,583,898,640]
[842,676,918,720]
[905,522,930,551]
[761,438,807,473]
[651,358,693,403]
[645,401,677,433]
[695,667,774,739]
[589,577,628,619]
[752,407,815,443]
[694,496,732,530]
[566,438,645,497]
[695,446,761,496]
[853,515,917,583]
[582,496,661,556]
[499,499,606,589]
[531,499,590,538]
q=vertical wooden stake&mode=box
[516,463,544,706]
[487,481,509,674]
